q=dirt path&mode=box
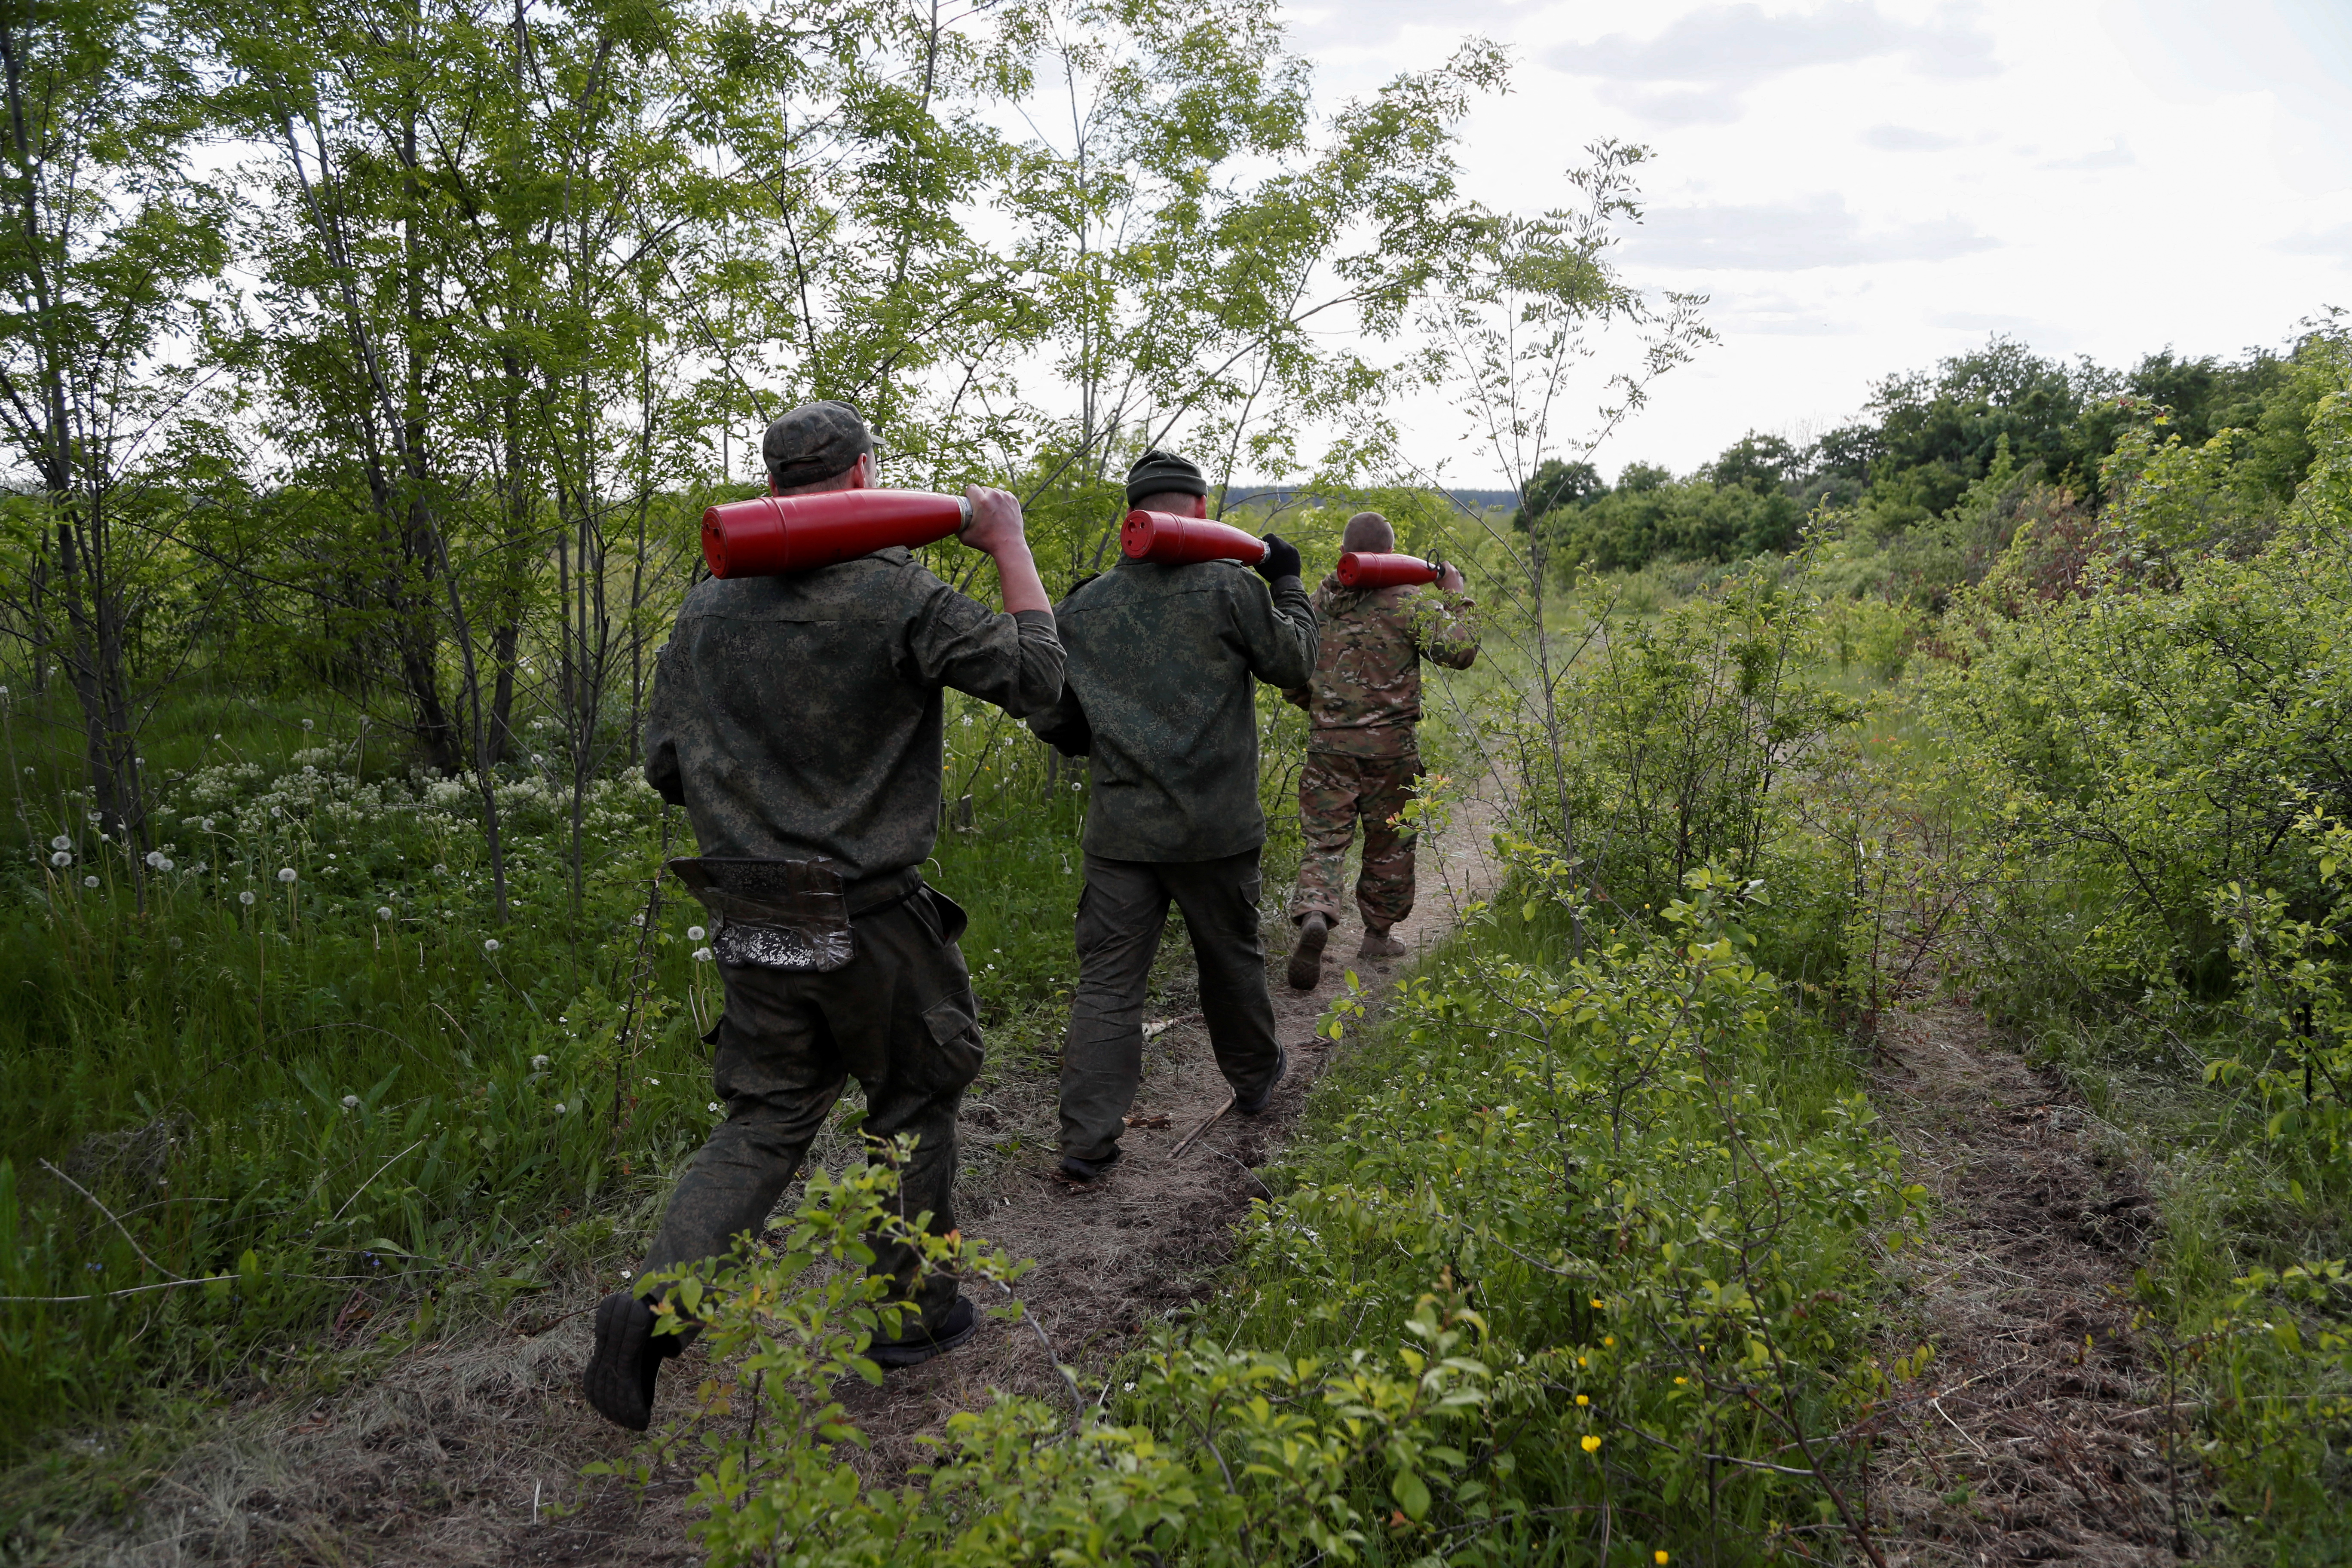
[74,787,1503,1567]
[1863,1004,2197,1567]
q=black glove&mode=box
[1255,533,1302,584]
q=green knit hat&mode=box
[1125,449,1207,506]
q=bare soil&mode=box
[1862,1003,2199,1567]
[60,790,1503,1566]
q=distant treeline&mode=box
[1522,325,2344,596]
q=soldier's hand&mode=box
[1439,560,1464,592]
[960,485,1029,558]
[1255,533,1302,583]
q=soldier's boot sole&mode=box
[1287,915,1331,991]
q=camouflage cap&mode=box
[1125,449,1207,506]
[763,401,873,489]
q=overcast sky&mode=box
[1287,0,2352,481]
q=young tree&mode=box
[0,0,228,854]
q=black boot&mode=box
[1234,1043,1288,1116]
[1058,1145,1124,1183]
[582,1292,674,1431]
[867,1295,980,1370]
[1287,913,1330,991]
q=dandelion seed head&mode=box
[552,1102,567,1115]
[83,875,99,888]
[278,867,297,883]
[532,1054,551,1070]
[49,835,67,851]
[341,1094,360,1109]
[377,906,394,920]
[50,851,70,867]
[686,925,706,941]
[483,938,501,953]
[692,946,713,962]
[239,891,255,905]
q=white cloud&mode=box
[2036,138,2134,171]
[1630,193,1998,271]
[1864,124,1960,151]
[1552,2,1997,125]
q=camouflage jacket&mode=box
[1030,556,1317,862]
[644,547,1064,884]
[1282,576,1478,757]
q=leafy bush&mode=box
[593,874,1919,1566]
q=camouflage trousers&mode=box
[1291,750,1422,931]
[643,885,980,1336]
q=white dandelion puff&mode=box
[531,1054,551,1070]
[552,1102,567,1116]
[49,835,67,851]
[376,906,394,921]
[146,851,165,870]
[82,875,99,888]
[692,946,714,962]
[199,818,214,831]
[341,1094,360,1109]
[277,867,297,883]
[483,938,501,953]
[686,925,706,941]
[239,891,255,906]
[49,851,69,867]
[155,858,173,873]
[301,719,314,730]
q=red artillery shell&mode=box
[1335,551,1442,590]
[1119,510,1270,567]
[701,490,971,578]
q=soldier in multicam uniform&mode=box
[1029,450,1317,1183]
[1282,510,1476,991]
[582,401,1064,1432]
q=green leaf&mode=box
[1392,1468,1431,1521]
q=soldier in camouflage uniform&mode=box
[582,401,1064,1431]
[1030,450,1317,1182]
[1283,511,1476,991]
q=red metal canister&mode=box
[701,490,971,578]
[1335,551,1442,590]
[1119,510,1270,566]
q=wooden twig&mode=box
[1168,1092,1236,1160]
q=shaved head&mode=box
[1341,511,1394,553]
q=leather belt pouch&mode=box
[668,857,855,973]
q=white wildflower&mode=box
[155,858,173,873]
[552,1102,567,1115]
[49,851,69,867]
[239,891,255,906]
[49,835,67,851]
[146,851,166,870]
[707,1102,722,1113]
[199,818,214,831]
[277,867,297,883]
[686,925,706,941]
[341,1094,360,1109]
[619,1269,631,1280]
[692,946,714,962]
[86,811,101,824]
[377,906,394,921]
[82,875,98,888]
[483,938,501,953]
[301,719,314,730]
[433,864,448,875]
[531,1054,551,1071]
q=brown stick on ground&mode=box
[1168,1092,1236,1160]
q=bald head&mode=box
[1341,511,1394,553]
